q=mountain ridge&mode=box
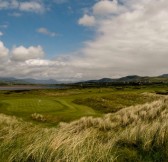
[0,77,59,85]
[78,74,168,84]
[0,74,168,85]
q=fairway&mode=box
[0,86,164,126]
[0,91,100,125]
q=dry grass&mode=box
[0,96,168,162]
[31,113,46,122]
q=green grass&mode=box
[0,96,98,126]
[73,93,159,113]
[0,85,168,161]
[0,96,168,162]
[0,85,167,126]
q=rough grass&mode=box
[0,88,160,125]
[0,96,168,162]
[73,93,159,113]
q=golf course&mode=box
[0,86,162,126]
[0,84,168,162]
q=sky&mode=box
[0,0,168,81]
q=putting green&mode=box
[0,97,99,125]
[3,98,64,113]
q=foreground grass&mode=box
[0,96,168,162]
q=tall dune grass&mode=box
[0,96,168,162]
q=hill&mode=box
[117,75,141,82]
[159,74,168,78]
[0,77,59,85]
[78,74,168,85]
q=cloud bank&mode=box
[0,41,8,59]
[1,0,168,81]
[11,45,44,61]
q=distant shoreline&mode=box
[0,85,65,91]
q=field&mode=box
[0,85,168,161]
[0,86,164,126]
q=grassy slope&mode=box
[0,96,168,162]
[0,86,164,125]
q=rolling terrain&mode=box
[0,86,162,125]
[0,85,168,161]
[0,94,167,161]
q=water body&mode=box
[0,85,66,91]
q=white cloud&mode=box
[19,1,45,13]
[0,0,45,13]
[78,14,96,27]
[25,59,52,66]
[93,0,119,15]
[0,41,9,59]
[37,28,57,37]
[0,0,11,9]
[76,0,168,79]
[0,0,70,14]
[0,31,3,36]
[25,59,66,66]
[10,0,19,8]
[11,45,44,61]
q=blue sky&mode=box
[0,0,168,81]
[0,0,95,58]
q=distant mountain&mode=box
[19,78,59,84]
[84,78,116,83]
[1,74,168,85]
[0,77,27,85]
[0,77,17,82]
[77,74,168,85]
[80,75,143,84]
[159,74,168,78]
[0,77,59,85]
[117,75,141,82]
[98,78,116,82]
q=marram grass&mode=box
[0,97,168,162]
